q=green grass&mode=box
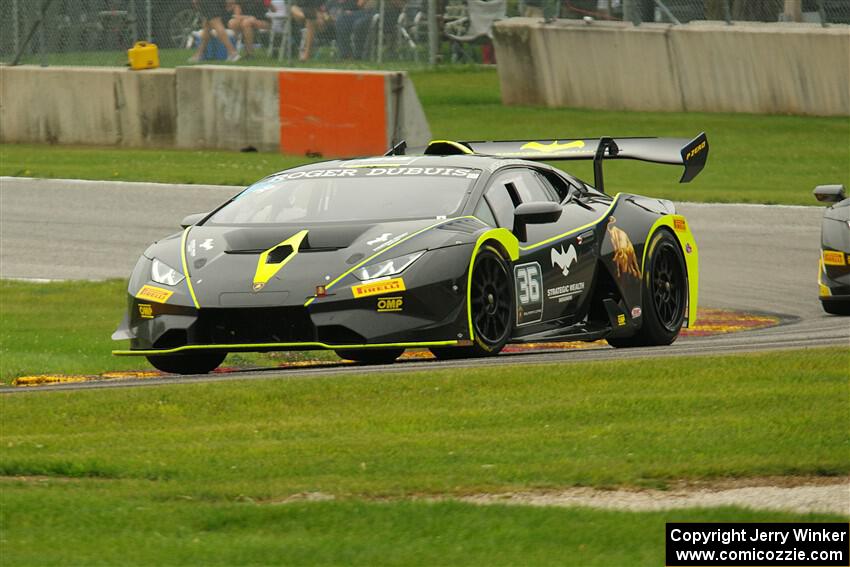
[0,494,842,566]
[2,349,847,493]
[0,280,332,383]
[2,69,847,204]
[1,348,847,564]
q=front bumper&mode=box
[113,246,473,356]
[819,252,850,302]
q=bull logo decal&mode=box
[367,233,392,246]
[607,217,640,279]
[551,244,577,276]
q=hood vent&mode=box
[267,244,294,264]
[223,225,375,253]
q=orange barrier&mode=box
[279,70,390,157]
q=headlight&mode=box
[355,251,424,281]
[151,258,185,286]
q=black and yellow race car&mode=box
[814,184,850,315]
[113,134,708,374]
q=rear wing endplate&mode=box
[414,133,709,191]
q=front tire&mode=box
[146,351,226,375]
[431,246,514,359]
[335,348,404,364]
[608,230,687,348]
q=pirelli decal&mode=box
[823,250,847,266]
[685,140,707,161]
[673,217,687,232]
[352,278,405,298]
[136,284,174,304]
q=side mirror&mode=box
[515,201,562,224]
[513,201,562,241]
[180,212,208,228]
[813,184,846,204]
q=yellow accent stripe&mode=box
[253,230,309,287]
[518,194,621,252]
[640,214,699,327]
[818,258,831,297]
[304,216,482,307]
[180,227,200,309]
[465,229,521,340]
[113,340,460,356]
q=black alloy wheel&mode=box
[608,230,687,348]
[431,246,514,359]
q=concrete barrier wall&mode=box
[493,19,850,116]
[176,65,281,152]
[1,65,431,154]
[0,66,177,146]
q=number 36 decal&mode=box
[514,262,543,326]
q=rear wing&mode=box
[409,133,709,192]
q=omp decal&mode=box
[136,285,173,304]
[520,140,586,153]
[551,244,578,276]
[514,262,543,326]
[641,215,699,327]
[823,250,847,266]
[685,140,707,161]
[352,278,406,298]
[180,227,201,309]
[113,339,460,356]
[466,229,521,340]
[138,304,154,319]
[607,217,641,279]
[519,194,621,252]
[631,306,642,318]
[673,218,687,232]
[377,297,404,312]
[253,230,309,291]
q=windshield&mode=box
[207,166,481,225]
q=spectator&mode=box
[291,0,331,60]
[189,0,241,62]
[228,0,273,57]
[334,0,365,59]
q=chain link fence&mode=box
[1,0,847,68]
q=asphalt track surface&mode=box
[1,177,847,392]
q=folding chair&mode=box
[443,0,506,63]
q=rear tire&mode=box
[822,301,850,316]
[146,351,226,375]
[608,230,687,348]
[430,246,513,359]
[335,348,404,364]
